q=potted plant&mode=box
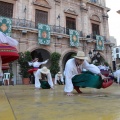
[49,52,61,79]
[18,51,32,85]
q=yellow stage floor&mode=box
[0,83,120,120]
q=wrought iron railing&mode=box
[87,0,104,6]
[12,18,83,37]
[12,18,35,29]
[86,34,107,41]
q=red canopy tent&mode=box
[2,63,10,70]
[0,44,19,64]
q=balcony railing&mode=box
[12,18,36,29]
[12,18,83,37]
[87,0,104,7]
[86,34,107,42]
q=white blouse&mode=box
[113,69,120,83]
[54,73,64,84]
[28,60,48,68]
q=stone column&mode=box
[80,0,88,37]
[102,9,109,40]
[54,0,61,26]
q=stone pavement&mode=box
[0,83,120,120]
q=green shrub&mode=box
[18,51,32,78]
[49,52,61,77]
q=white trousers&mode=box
[34,71,41,88]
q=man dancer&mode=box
[64,51,113,96]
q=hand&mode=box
[99,74,107,80]
[46,59,49,62]
[66,92,74,96]
[98,73,102,76]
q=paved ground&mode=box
[0,83,120,120]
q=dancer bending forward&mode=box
[35,66,54,89]
[64,51,113,96]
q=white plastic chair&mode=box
[3,73,10,85]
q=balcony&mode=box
[12,18,83,37]
[86,34,107,42]
[87,0,104,7]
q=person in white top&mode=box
[98,64,106,70]
[28,58,49,88]
[113,69,120,84]
[35,66,54,89]
[64,51,113,96]
[54,72,64,85]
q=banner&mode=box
[38,23,51,45]
[69,29,79,47]
[0,16,12,36]
[96,35,104,50]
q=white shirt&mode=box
[64,58,101,92]
[28,60,48,68]
[35,69,54,88]
[54,73,64,84]
[113,69,120,83]
[98,65,106,70]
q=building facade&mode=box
[112,46,120,70]
[0,0,113,84]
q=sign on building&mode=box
[0,16,12,36]
[38,23,51,45]
[69,29,79,47]
[96,35,104,50]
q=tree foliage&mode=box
[18,51,32,78]
[49,52,61,77]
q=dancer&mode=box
[54,71,64,85]
[28,58,49,88]
[64,51,113,96]
[35,66,54,89]
[113,69,120,84]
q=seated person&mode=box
[54,72,64,85]
[35,66,54,89]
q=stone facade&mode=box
[0,0,113,84]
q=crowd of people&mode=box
[28,51,120,96]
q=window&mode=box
[92,23,100,36]
[116,48,119,53]
[91,0,97,3]
[0,1,13,18]
[66,17,76,30]
[92,23,100,39]
[35,10,48,27]
[66,17,76,34]
[117,54,119,58]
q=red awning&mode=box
[0,44,19,64]
[2,63,10,70]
